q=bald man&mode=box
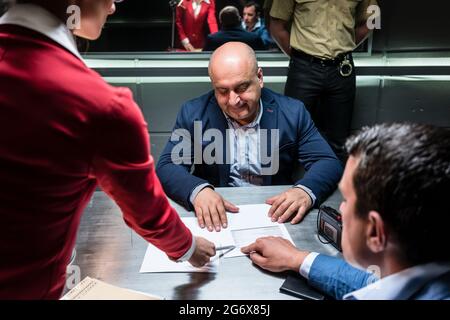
[157,42,342,232]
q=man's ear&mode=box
[366,211,386,253]
[257,67,264,88]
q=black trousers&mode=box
[284,53,356,162]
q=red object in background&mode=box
[0,25,192,299]
[176,0,218,49]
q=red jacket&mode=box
[0,25,192,299]
[176,0,218,49]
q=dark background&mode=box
[2,0,449,53]
[88,0,450,53]
[90,0,258,52]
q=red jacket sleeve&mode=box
[91,87,192,260]
[207,0,218,33]
[176,4,188,42]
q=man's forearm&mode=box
[269,17,291,57]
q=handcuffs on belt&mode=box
[339,55,353,77]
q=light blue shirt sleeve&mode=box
[294,184,316,207]
[189,183,214,205]
[307,254,375,300]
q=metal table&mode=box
[72,185,342,300]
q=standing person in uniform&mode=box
[269,0,378,162]
[0,0,215,299]
[176,0,218,51]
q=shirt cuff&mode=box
[189,183,214,205]
[294,185,316,207]
[181,38,190,46]
[299,252,320,279]
[176,235,196,262]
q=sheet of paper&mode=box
[182,217,235,247]
[224,224,295,258]
[139,242,219,273]
[139,217,234,273]
[227,204,277,230]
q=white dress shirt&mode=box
[190,100,316,206]
[300,252,450,300]
[344,262,450,300]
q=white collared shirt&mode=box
[0,3,83,61]
[189,99,316,206]
[300,252,450,300]
[225,101,264,187]
[344,262,450,300]
[241,17,262,32]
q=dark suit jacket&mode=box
[157,88,342,210]
[203,27,265,51]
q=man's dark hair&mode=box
[346,123,450,265]
[219,6,241,29]
[243,1,261,15]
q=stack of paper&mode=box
[61,277,161,300]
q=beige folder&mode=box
[61,277,162,300]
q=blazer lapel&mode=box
[259,88,278,186]
[206,95,230,186]
[197,0,209,20]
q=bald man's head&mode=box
[209,42,258,78]
[208,42,264,126]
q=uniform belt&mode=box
[291,49,351,66]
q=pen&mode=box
[215,245,235,251]
[211,245,236,262]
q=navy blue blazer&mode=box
[203,27,265,51]
[156,88,343,210]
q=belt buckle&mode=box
[339,57,353,77]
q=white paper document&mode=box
[139,204,295,272]
[139,217,234,273]
[227,203,276,230]
[181,217,235,248]
[139,242,220,273]
[224,204,295,258]
[225,224,293,258]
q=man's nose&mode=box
[229,91,240,106]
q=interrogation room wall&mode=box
[102,73,450,162]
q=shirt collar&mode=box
[0,3,83,61]
[181,0,210,5]
[344,262,450,300]
[224,100,263,130]
[242,18,262,32]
